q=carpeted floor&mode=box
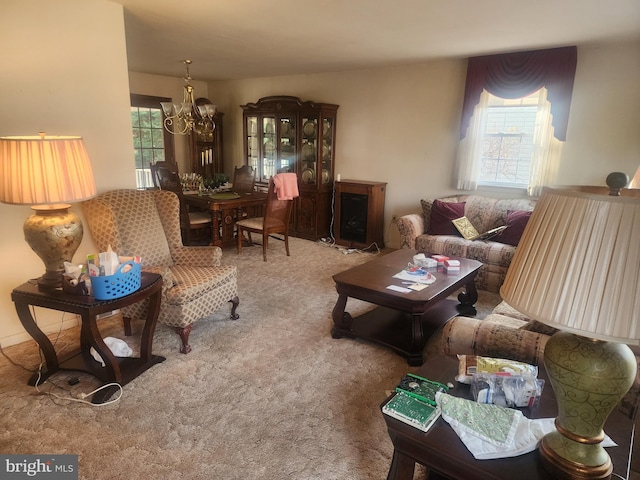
[0,238,501,480]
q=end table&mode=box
[11,272,165,404]
[382,355,636,480]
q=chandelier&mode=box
[160,60,216,136]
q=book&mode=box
[382,391,441,432]
[452,216,507,241]
[452,216,479,240]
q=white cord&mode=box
[34,362,123,407]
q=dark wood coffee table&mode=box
[382,355,637,480]
[331,249,481,365]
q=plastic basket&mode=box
[92,261,141,300]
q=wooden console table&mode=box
[184,191,267,248]
[11,272,165,404]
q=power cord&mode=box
[33,363,123,407]
[12,308,125,407]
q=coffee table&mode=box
[382,355,636,480]
[331,249,481,365]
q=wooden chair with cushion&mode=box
[232,165,256,194]
[82,189,239,354]
[150,161,179,189]
[236,177,294,261]
[155,167,212,245]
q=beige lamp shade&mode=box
[0,134,96,290]
[501,187,640,344]
[0,135,96,206]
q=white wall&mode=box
[0,0,134,346]
[561,42,640,182]
[211,40,640,248]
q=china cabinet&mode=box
[189,98,224,180]
[241,96,339,240]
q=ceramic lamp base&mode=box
[541,331,636,479]
[23,205,83,290]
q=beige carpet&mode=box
[0,238,501,480]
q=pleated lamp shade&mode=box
[0,135,96,206]
[501,187,640,344]
[0,134,96,290]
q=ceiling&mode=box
[113,0,640,81]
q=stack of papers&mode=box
[393,269,436,284]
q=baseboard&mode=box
[0,310,119,348]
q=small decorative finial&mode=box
[606,172,629,196]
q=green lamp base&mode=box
[541,331,636,479]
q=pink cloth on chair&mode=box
[273,173,299,200]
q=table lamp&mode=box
[0,134,96,290]
[629,166,640,189]
[501,186,640,479]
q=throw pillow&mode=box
[494,210,532,246]
[427,200,466,235]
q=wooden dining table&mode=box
[183,191,268,248]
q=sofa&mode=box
[397,194,536,293]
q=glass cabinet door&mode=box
[262,116,277,182]
[246,115,259,175]
[301,116,318,185]
[279,116,296,174]
[320,116,334,185]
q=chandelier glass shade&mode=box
[160,60,216,136]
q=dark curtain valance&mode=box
[459,46,577,141]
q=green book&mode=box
[382,391,441,432]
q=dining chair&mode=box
[236,177,294,261]
[156,167,212,245]
[150,161,179,189]
[232,165,256,194]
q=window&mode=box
[457,88,561,196]
[478,91,541,188]
[456,47,577,196]
[130,94,175,189]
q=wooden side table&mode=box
[382,355,636,480]
[11,272,165,404]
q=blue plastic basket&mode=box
[91,261,141,300]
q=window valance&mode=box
[459,46,577,141]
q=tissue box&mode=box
[444,259,460,273]
[431,255,449,265]
[413,254,437,269]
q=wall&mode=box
[0,0,134,346]
[210,40,640,249]
[128,72,209,172]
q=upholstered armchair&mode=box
[82,189,239,353]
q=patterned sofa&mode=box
[397,194,536,293]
